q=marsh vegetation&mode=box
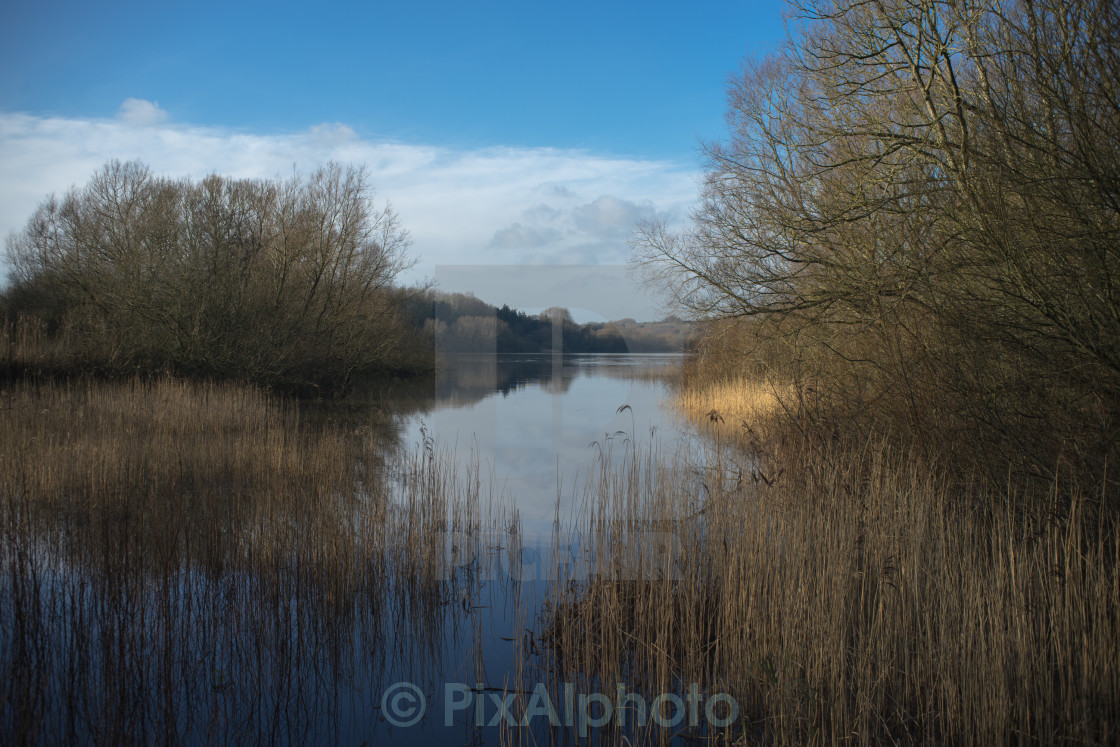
[532,407,1120,744]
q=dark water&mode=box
[2,353,707,746]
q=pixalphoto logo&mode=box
[380,681,740,737]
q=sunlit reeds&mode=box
[672,375,794,437]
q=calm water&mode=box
[403,353,693,536]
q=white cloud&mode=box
[0,109,699,312]
[116,98,170,125]
[486,194,667,261]
[489,223,564,249]
[572,195,660,239]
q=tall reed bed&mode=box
[534,422,1120,744]
[0,377,500,745]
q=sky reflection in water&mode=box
[402,353,694,538]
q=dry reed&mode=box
[533,410,1120,744]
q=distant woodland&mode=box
[401,290,696,355]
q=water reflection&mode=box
[403,354,690,538]
[1,462,529,745]
[431,353,680,403]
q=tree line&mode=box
[400,290,694,354]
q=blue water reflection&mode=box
[401,353,692,539]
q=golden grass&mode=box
[672,375,795,437]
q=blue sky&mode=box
[0,0,789,319]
